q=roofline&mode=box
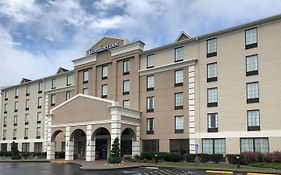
[142,13,281,55]
[1,70,74,91]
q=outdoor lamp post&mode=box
[155,153,158,165]
[236,155,240,168]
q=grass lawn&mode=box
[249,162,281,170]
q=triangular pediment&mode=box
[176,31,191,41]
[56,67,69,74]
[20,78,31,84]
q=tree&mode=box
[11,141,21,160]
[108,137,121,164]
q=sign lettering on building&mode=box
[88,43,119,55]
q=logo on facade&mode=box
[88,43,119,55]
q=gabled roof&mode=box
[20,78,31,84]
[56,67,69,74]
[176,31,191,41]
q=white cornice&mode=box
[139,58,197,76]
[72,55,96,67]
[109,106,141,119]
[196,130,281,138]
[45,86,74,94]
[111,41,144,57]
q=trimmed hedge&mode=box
[210,154,223,163]
[183,154,196,162]
[55,152,65,159]
[140,152,182,162]
[0,151,12,157]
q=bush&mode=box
[55,152,65,159]
[241,152,259,165]
[0,151,12,157]
[133,154,141,161]
[183,154,196,162]
[198,154,210,163]
[108,137,121,164]
[210,154,223,163]
[271,151,281,163]
[123,155,133,162]
[108,157,121,164]
[141,152,156,160]
[226,154,239,164]
[164,152,181,162]
[262,153,272,163]
[11,141,21,160]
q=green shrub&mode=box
[198,154,210,163]
[108,156,121,164]
[123,155,133,162]
[55,152,65,159]
[209,154,223,163]
[108,137,121,164]
[141,152,156,160]
[0,151,12,157]
[226,154,238,164]
[11,141,21,160]
[272,151,281,163]
[183,154,196,162]
[165,152,181,162]
[240,152,259,165]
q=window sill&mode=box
[3,124,6,127]
[26,94,30,96]
[13,137,16,140]
[207,77,217,82]
[14,124,17,126]
[38,90,42,94]
[2,138,6,140]
[25,122,29,125]
[25,108,29,111]
[207,102,218,107]
[246,70,258,76]
[245,43,258,49]
[175,106,183,110]
[15,96,18,99]
[207,52,217,58]
[4,98,8,101]
[4,111,7,114]
[147,66,154,69]
[102,77,108,80]
[83,81,88,84]
[36,136,41,139]
[123,92,130,95]
[24,137,28,140]
[208,128,218,132]
[37,121,41,124]
[146,131,154,134]
[147,88,154,91]
[37,106,42,109]
[101,95,107,98]
[175,129,184,133]
[123,72,130,76]
[51,104,56,106]
[51,87,56,90]
[248,126,260,131]
[146,109,154,113]
[175,59,183,62]
[247,98,259,103]
[14,110,18,112]
[175,83,183,87]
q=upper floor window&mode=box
[4,91,8,101]
[247,110,260,131]
[3,130,6,140]
[51,79,56,89]
[13,115,17,126]
[146,118,154,134]
[38,97,42,109]
[4,103,7,114]
[208,113,218,132]
[25,99,30,110]
[240,138,268,153]
[123,100,130,108]
[123,80,130,95]
[175,115,184,133]
[101,84,108,98]
[175,47,184,62]
[37,112,42,124]
[25,113,29,125]
[83,70,89,83]
[36,127,41,139]
[175,69,183,86]
[102,65,108,79]
[66,91,71,100]
[147,75,154,91]
[14,101,18,112]
[15,88,19,98]
[147,55,155,68]
[38,82,43,93]
[66,75,72,86]
[246,55,258,76]
[51,94,56,106]
[247,82,259,103]
[245,28,257,49]
[207,88,218,107]
[24,128,28,139]
[83,88,89,95]
[207,62,217,82]
[175,92,183,110]
[207,38,217,57]
[26,85,30,96]
[13,129,17,140]
[123,60,130,75]
[3,116,7,127]
[146,96,154,112]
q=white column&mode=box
[132,126,141,156]
[43,95,49,152]
[65,127,74,160]
[46,142,55,159]
[86,125,95,161]
[188,65,196,154]
[46,114,54,160]
[111,109,121,149]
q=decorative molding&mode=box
[111,41,144,57]
[45,86,74,94]
[72,55,97,67]
[1,139,44,143]
[196,130,281,138]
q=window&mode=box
[175,92,183,109]
[66,75,72,86]
[4,103,7,114]
[66,91,71,100]
[34,142,42,153]
[247,82,259,103]
[247,110,260,131]
[3,116,7,127]
[38,97,42,108]
[146,96,154,112]
[83,88,89,95]
[175,69,183,86]
[36,127,41,139]
[14,101,18,112]
[83,70,89,83]
[203,138,226,155]
[15,88,19,98]
[102,65,108,79]
[13,129,17,140]
[175,115,184,133]
[142,139,159,152]
[123,60,130,75]
[208,113,218,132]
[246,55,258,76]
[207,88,218,107]
[241,138,268,153]
[51,79,56,89]
[1,143,7,151]
[37,112,42,124]
[123,100,130,108]
[101,84,108,98]
[207,63,217,82]
[147,55,155,68]
[51,94,56,106]
[207,38,217,57]
[175,47,184,62]
[123,80,130,95]
[245,28,257,49]
[38,82,43,93]
[147,75,154,91]
[25,114,29,125]
[146,118,154,134]
[26,85,30,96]
[4,91,8,101]
[14,115,18,126]
[3,130,6,140]
[24,128,28,139]
[25,99,30,110]
[170,139,189,154]
[22,143,30,152]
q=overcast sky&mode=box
[1,0,281,87]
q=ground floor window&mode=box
[1,143,7,151]
[22,143,30,152]
[142,139,159,152]
[170,139,189,155]
[34,142,42,153]
[240,137,269,153]
[202,138,225,155]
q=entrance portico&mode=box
[46,94,141,161]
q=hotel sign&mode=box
[88,43,119,55]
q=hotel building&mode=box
[1,14,281,161]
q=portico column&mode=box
[46,114,55,160]
[132,126,141,156]
[65,127,74,160]
[111,109,121,149]
[86,125,95,161]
